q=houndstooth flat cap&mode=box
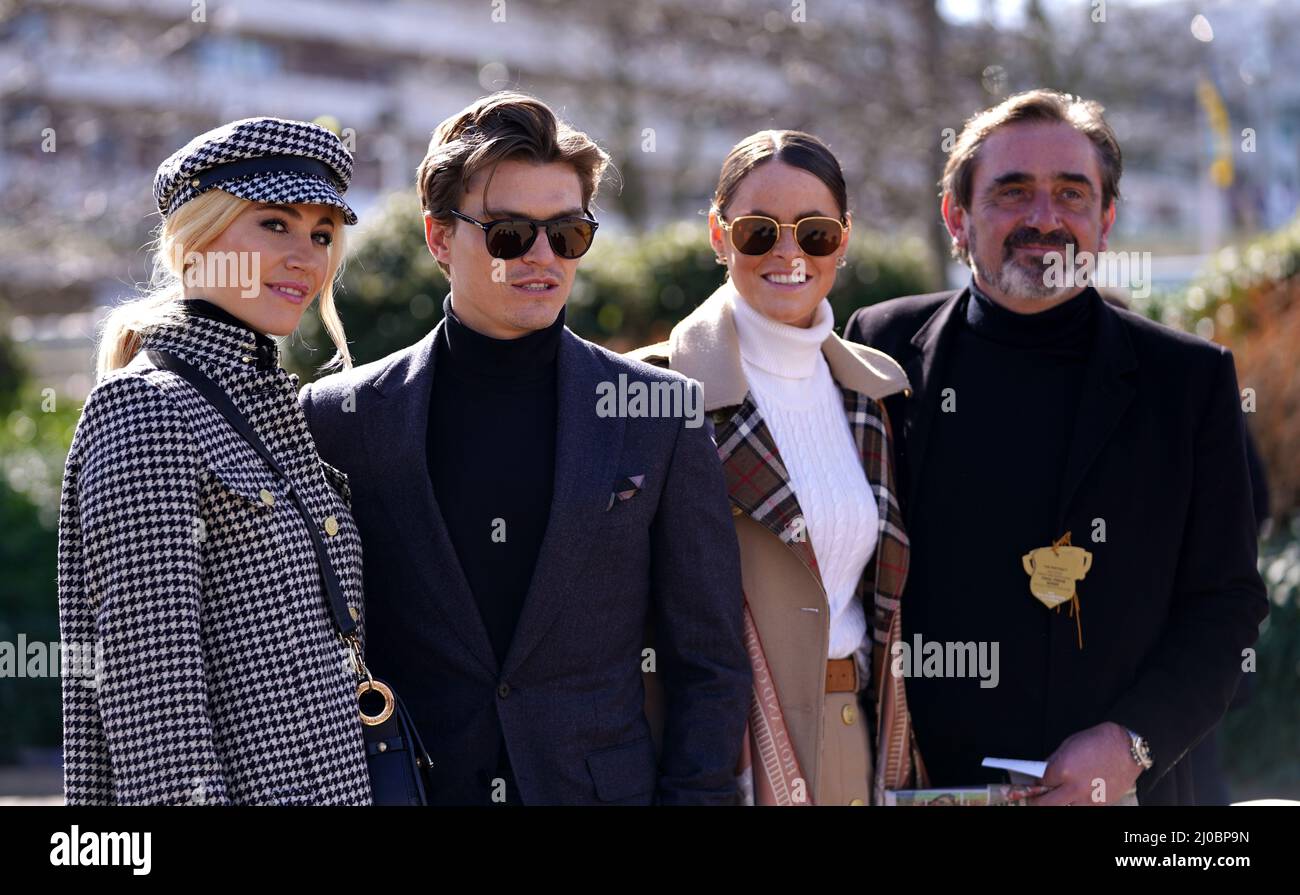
[153,117,358,224]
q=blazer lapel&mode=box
[900,290,966,511]
[368,323,498,675]
[899,286,1138,536]
[668,284,823,583]
[713,398,822,586]
[840,389,909,675]
[502,330,626,676]
[1055,298,1137,531]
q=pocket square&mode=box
[607,474,645,511]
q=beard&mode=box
[970,224,1080,302]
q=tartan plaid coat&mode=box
[631,283,926,803]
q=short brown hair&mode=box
[942,89,1123,262]
[417,92,610,270]
[712,129,848,222]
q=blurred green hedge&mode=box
[1221,520,1300,789]
[0,363,83,763]
[1146,214,1300,794]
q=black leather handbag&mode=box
[143,349,433,805]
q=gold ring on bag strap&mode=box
[357,678,395,727]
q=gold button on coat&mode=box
[849,798,865,806]
[841,704,856,725]
[348,606,360,622]
[259,489,275,507]
[324,516,339,536]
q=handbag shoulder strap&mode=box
[142,349,358,642]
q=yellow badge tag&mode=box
[1022,532,1091,648]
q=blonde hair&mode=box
[97,189,352,377]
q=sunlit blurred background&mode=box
[1,0,1296,803]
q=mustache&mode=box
[1002,228,1074,256]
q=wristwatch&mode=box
[1124,727,1154,772]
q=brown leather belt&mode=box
[825,657,858,693]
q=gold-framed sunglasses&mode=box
[718,214,846,257]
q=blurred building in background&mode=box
[1,0,1298,398]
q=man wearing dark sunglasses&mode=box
[300,92,750,806]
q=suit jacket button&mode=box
[348,606,360,622]
[849,798,865,806]
[324,515,339,536]
[497,683,510,699]
[731,505,743,517]
[841,704,857,725]
[259,489,276,507]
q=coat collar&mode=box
[364,316,625,677]
[1057,294,1137,527]
[137,299,288,395]
[663,282,910,592]
[896,289,964,512]
[667,282,910,411]
[898,285,1137,524]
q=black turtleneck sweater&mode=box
[428,296,562,664]
[428,296,562,805]
[903,281,1099,786]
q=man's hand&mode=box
[1028,722,1141,806]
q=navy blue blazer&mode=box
[299,320,750,805]
[845,288,1269,805]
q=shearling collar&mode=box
[663,282,911,411]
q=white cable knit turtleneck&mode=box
[730,289,880,659]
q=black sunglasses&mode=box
[445,209,600,260]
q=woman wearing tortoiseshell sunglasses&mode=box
[632,130,927,805]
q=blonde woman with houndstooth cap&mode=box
[57,117,374,804]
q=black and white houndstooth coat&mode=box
[57,304,373,805]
